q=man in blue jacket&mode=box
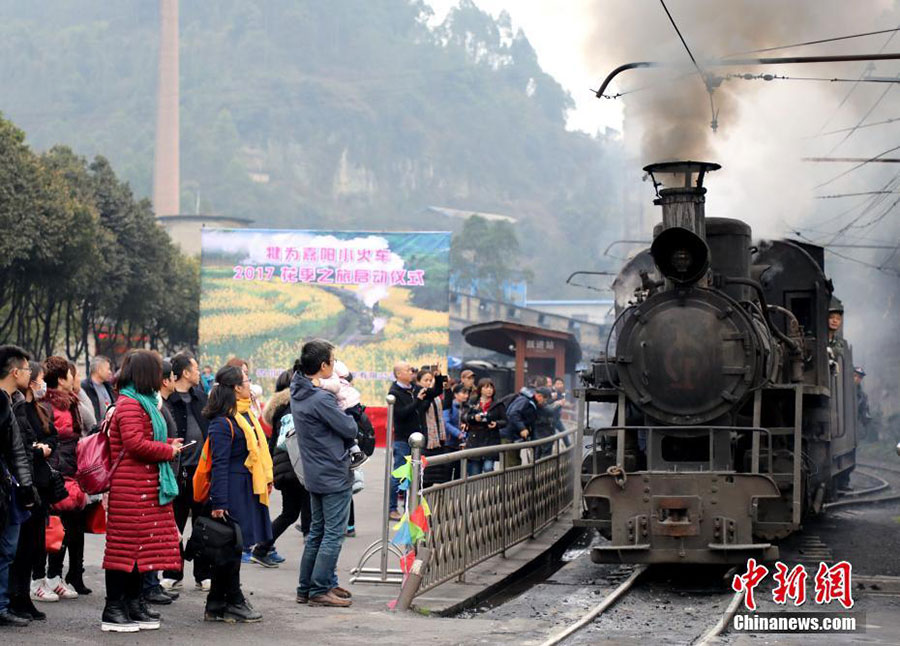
[290,339,358,608]
[502,387,547,467]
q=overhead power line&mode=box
[725,28,900,57]
[657,0,719,130]
[815,115,900,136]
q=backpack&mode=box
[75,405,124,495]
[192,418,234,503]
[356,409,376,457]
[276,411,294,451]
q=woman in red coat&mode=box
[101,350,184,633]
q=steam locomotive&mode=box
[577,161,859,564]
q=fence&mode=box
[414,429,578,594]
[350,396,581,596]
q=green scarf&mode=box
[119,385,178,506]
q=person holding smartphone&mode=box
[100,350,184,633]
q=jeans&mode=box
[11,504,44,598]
[297,488,352,598]
[0,522,21,612]
[466,458,494,476]
[389,441,411,512]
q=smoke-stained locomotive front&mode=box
[578,161,857,564]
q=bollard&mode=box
[377,394,397,579]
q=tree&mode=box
[0,114,199,364]
[450,215,531,300]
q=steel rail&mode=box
[537,565,649,646]
[693,589,744,646]
[824,464,900,509]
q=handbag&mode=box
[184,515,244,567]
[52,477,87,513]
[84,502,107,534]
[75,405,125,495]
[46,515,65,553]
[47,467,69,505]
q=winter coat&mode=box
[463,398,506,450]
[442,400,465,449]
[12,393,57,494]
[290,372,357,495]
[1,391,33,491]
[80,377,117,424]
[388,375,446,443]
[264,389,297,490]
[207,413,273,548]
[504,392,539,442]
[102,395,181,573]
[164,385,209,440]
[45,389,82,476]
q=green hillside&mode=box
[0,0,625,297]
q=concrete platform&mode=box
[4,448,575,645]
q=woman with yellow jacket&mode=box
[201,365,273,623]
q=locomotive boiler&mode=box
[577,161,859,564]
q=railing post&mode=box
[408,432,424,519]
[501,447,508,558]
[572,392,585,523]
[378,394,397,579]
[458,458,468,583]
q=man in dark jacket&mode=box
[0,345,35,627]
[387,361,426,519]
[161,352,210,592]
[80,355,116,423]
[503,387,547,467]
[291,339,357,608]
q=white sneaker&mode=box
[31,578,60,602]
[160,578,182,591]
[48,576,79,599]
[195,579,211,591]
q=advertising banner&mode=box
[199,228,451,405]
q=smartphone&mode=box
[180,440,198,450]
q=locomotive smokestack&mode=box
[645,161,720,238]
[645,161,720,285]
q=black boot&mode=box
[204,597,226,622]
[66,571,92,596]
[10,595,45,621]
[223,597,262,623]
[101,599,138,633]
[0,606,30,627]
[125,598,160,630]
[142,585,173,605]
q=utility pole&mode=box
[153,0,179,218]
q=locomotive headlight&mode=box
[670,248,693,273]
[650,226,710,285]
[895,441,900,457]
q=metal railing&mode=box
[414,428,578,595]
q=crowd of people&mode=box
[0,341,572,632]
[387,365,572,520]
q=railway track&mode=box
[536,564,742,646]
[825,462,900,510]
